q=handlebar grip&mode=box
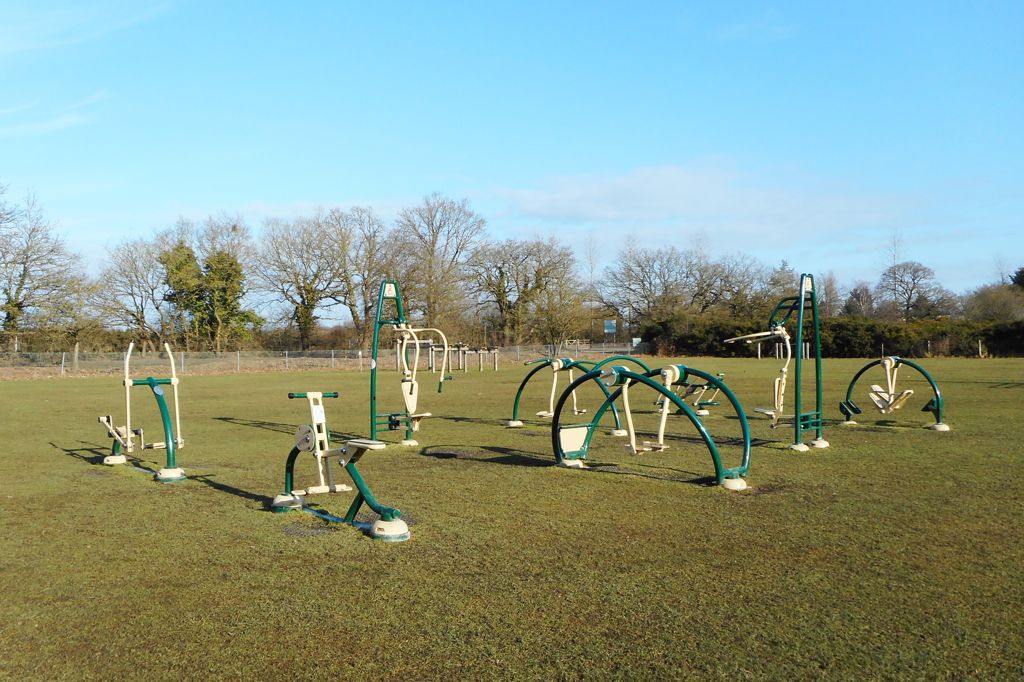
[132,378,173,386]
[287,391,339,399]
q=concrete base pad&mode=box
[558,459,587,469]
[811,438,830,449]
[789,443,810,452]
[103,454,127,465]
[841,420,857,426]
[506,420,524,427]
[272,493,304,512]
[610,429,628,437]
[155,467,186,482]
[400,439,419,447]
[369,517,410,542]
[722,477,748,491]
[929,423,951,432]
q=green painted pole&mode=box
[133,377,177,469]
[343,462,401,523]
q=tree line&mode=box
[2,183,1024,356]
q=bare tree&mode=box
[94,237,172,347]
[467,236,571,345]
[0,194,83,344]
[816,271,843,318]
[329,207,396,349]
[530,264,588,349]
[599,245,688,330]
[718,253,770,318]
[254,213,347,350]
[395,193,486,326]
[875,261,941,320]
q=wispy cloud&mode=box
[0,100,40,116]
[0,88,108,139]
[0,1,172,57]
[0,113,84,139]
[492,164,906,237]
[712,9,797,43]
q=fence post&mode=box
[60,352,66,377]
[285,350,289,369]
[236,350,240,372]
[73,342,80,371]
[359,350,363,371]
[180,351,185,373]
[331,349,335,369]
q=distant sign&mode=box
[604,319,617,335]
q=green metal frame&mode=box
[130,377,181,475]
[551,365,751,486]
[839,357,946,426]
[276,392,403,526]
[765,273,825,448]
[507,355,651,429]
[369,280,449,442]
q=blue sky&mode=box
[2,1,1022,295]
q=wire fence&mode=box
[0,342,641,379]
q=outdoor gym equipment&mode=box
[839,357,950,431]
[644,366,727,451]
[725,325,791,428]
[681,371,725,417]
[724,273,828,451]
[272,391,409,542]
[97,342,186,482]
[370,280,452,446]
[506,355,651,433]
[551,364,750,490]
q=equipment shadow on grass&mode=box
[421,444,719,486]
[188,473,274,507]
[214,416,361,442]
[50,441,155,473]
[584,462,719,486]
[421,445,552,467]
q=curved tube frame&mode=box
[551,365,750,486]
[508,357,630,429]
[839,357,945,426]
[108,342,182,471]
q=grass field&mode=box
[1,356,1022,679]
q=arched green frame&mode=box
[508,355,652,428]
[839,357,946,427]
[551,365,751,486]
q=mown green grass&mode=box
[1,357,1022,679]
